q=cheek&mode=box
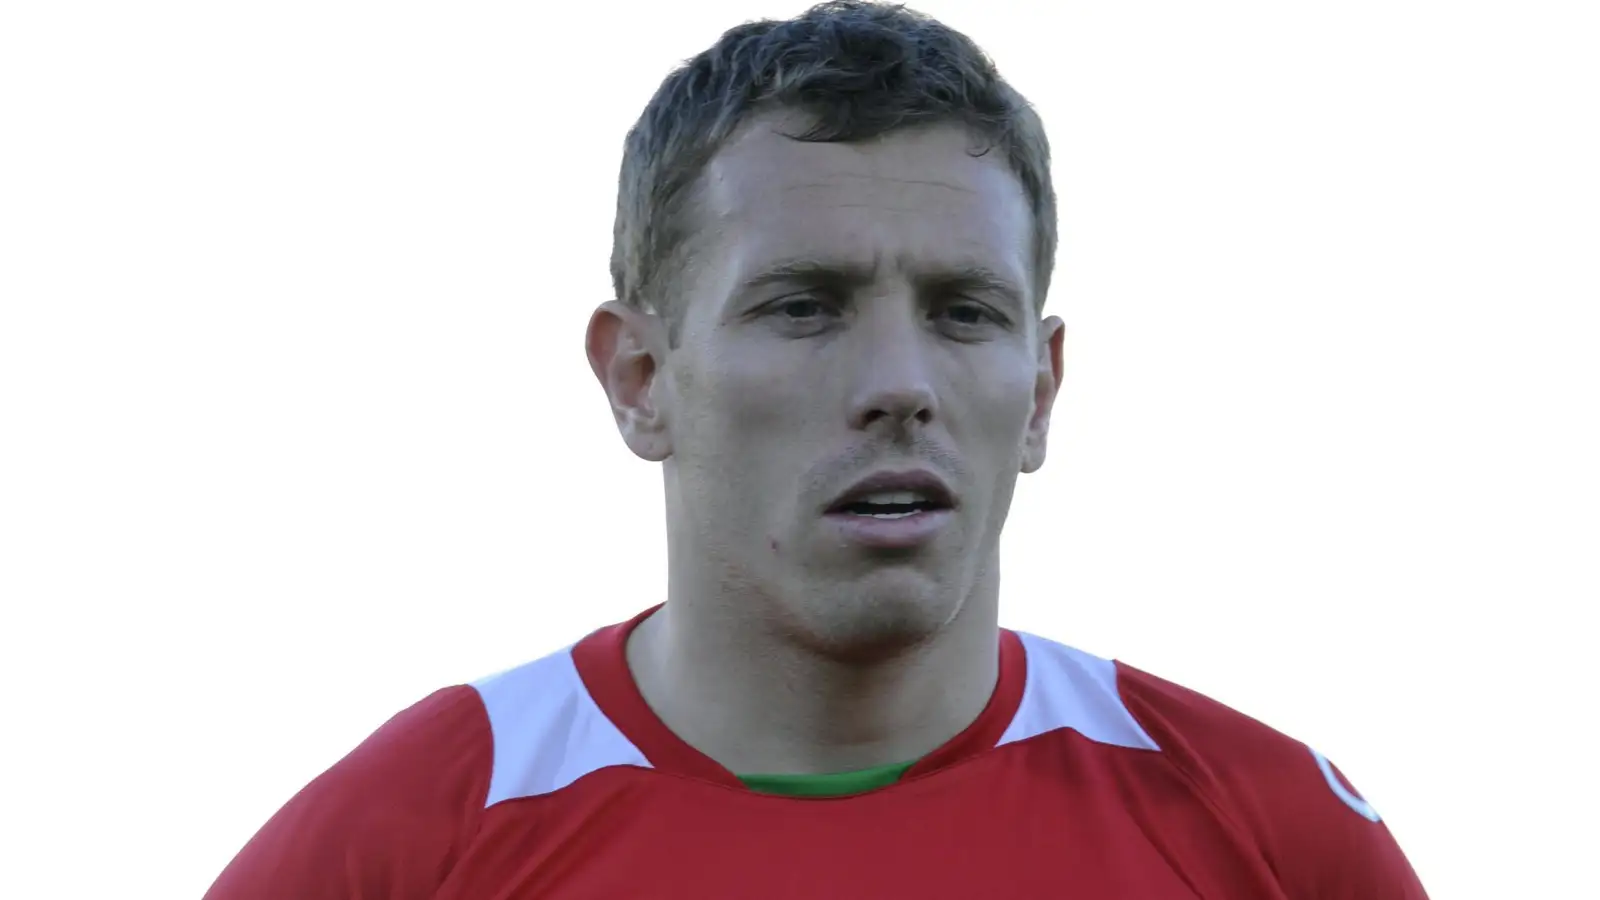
[677,360,814,544]
[962,358,1038,445]
[670,352,802,480]
[700,355,796,432]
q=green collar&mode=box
[737,760,915,798]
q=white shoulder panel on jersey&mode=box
[471,647,652,807]
[998,632,1161,752]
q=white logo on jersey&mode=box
[1311,748,1382,822]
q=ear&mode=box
[586,301,673,462]
[1021,316,1066,474]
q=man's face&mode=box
[608,115,1063,657]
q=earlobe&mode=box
[585,301,673,462]
[1021,317,1066,474]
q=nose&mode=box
[846,305,939,432]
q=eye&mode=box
[775,296,831,320]
[938,301,1003,328]
[759,292,844,328]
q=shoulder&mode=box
[1003,631,1314,781]
[204,684,495,898]
[1004,631,1427,898]
[340,683,497,800]
[1112,658,1430,898]
[206,628,659,900]
[260,682,496,836]
[471,640,652,805]
[1111,661,1376,823]
[1113,660,1319,787]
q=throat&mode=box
[626,602,1002,777]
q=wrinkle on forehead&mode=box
[680,118,1037,322]
[704,144,1024,236]
[782,175,979,194]
[703,118,1010,207]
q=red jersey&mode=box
[205,608,1428,898]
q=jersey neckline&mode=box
[738,759,915,797]
[569,605,1028,789]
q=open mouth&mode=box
[821,471,957,548]
[824,469,958,521]
[833,490,950,520]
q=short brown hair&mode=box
[610,1,1057,327]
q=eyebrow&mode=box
[739,258,874,292]
[738,257,1028,308]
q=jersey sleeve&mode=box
[1118,664,1429,899]
[203,686,493,900]
[1263,749,1429,898]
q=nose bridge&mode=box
[847,286,937,429]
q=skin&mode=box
[586,112,1065,775]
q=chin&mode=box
[780,568,965,663]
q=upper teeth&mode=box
[858,491,925,505]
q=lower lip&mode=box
[823,508,954,550]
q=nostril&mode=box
[852,385,939,431]
[860,406,933,428]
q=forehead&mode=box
[689,115,1034,304]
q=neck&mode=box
[626,564,1001,776]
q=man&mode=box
[206,2,1429,897]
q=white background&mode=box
[2,1,1595,896]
